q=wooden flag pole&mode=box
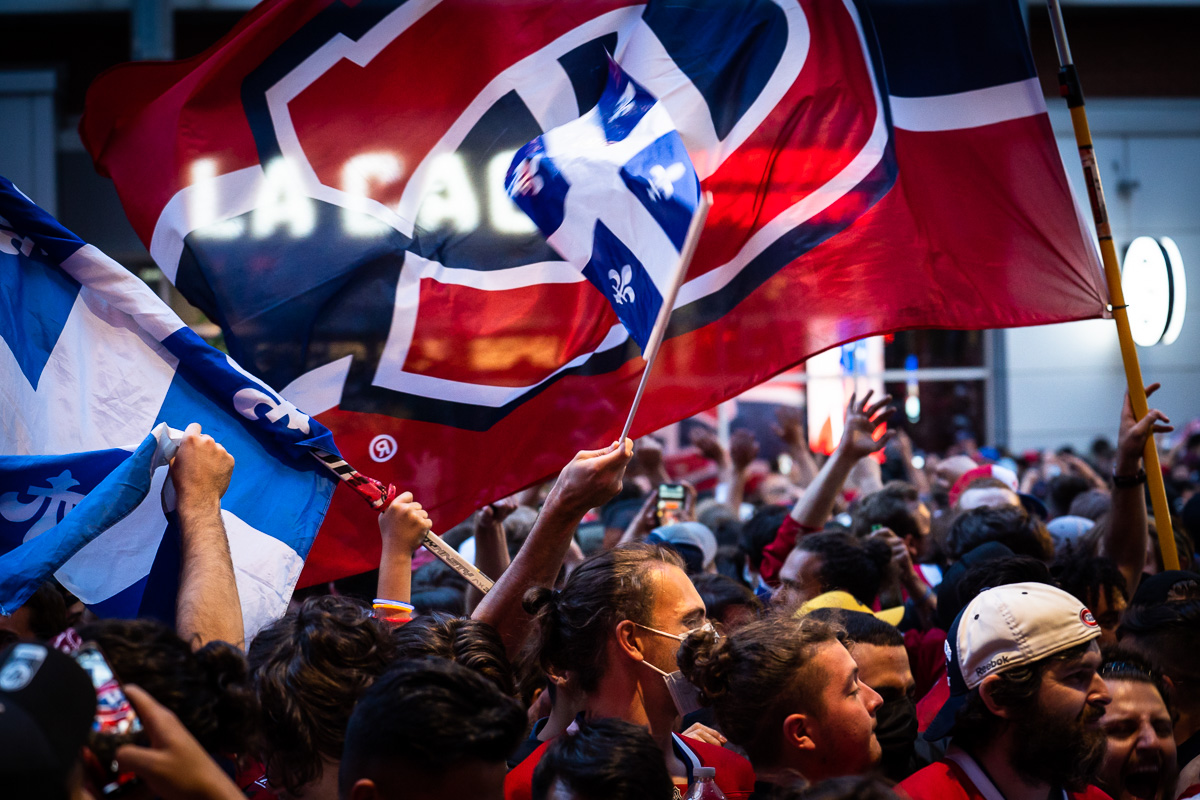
[1046,0,1179,569]
[421,529,494,593]
[620,192,712,444]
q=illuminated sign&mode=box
[187,149,534,240]
[1122,236,1187,346]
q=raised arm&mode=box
[759,392,895,584]
[376,491,433,624]
[172,423,243,649]
[774,406,819,487]
[473,440,633,658]
[466,498,517,613]
[1102,384,1173,597]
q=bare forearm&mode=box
[790,449,857,528]
[376,544,413,606]
[176,499,244,649]
[1104,453,1148,596]
[468,519,511,612]
[727,468,748,512]
[473,501,581,657]
[789,443,820,488]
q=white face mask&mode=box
[633,621,715,718]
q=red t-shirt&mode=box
[505,732,756,800]
[916,674,950,734]
[899,749,1112,800]
[904,627,947,703]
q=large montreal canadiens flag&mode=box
[0,178,344,636]
[80,0,1107,585]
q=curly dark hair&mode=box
[392,612,515,696]
[246,595,399,796]
[1118,598,1200,705]
[531,718,674,800]
[78,618,255,756]
[523,543,684,693]
[948,505,1054,562]
[1054,556,1127,622]
[795,532,893,606]
[676,616,841,767]
[850,482,922,542]
[340,658,526,797]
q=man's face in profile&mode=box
[1004,643,1111,791]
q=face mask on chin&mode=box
[642,659,706,718]
[633,621,715,719]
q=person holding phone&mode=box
[0,641,95,800]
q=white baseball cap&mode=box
[925,581,1101,740]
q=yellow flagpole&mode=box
[1045,0,1179,569]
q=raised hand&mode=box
[838,390,895,461]
[170,423,234,511]
[1116,383,1173,474]
[115,685,243,800]
[772,406,806,448]
[729,429,760,474]
[546,439,634,516]
[478,496,519,529]
[689,427,728,467]
[378,490,433,555]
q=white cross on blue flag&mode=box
[505,55,700,350]
[0,177,350,639]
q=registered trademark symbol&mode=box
[369,434,397,462]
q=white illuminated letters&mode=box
[189,158,244,239]
[252,157,316,238]
[415,153,479,232]
[185,149,540,242]
[341,153,403,236]
[487,149,536,234]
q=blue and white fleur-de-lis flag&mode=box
[0,177,347,639]
[505,55,700,350]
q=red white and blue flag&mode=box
[506,56,700,350]
[80,0,1107,584]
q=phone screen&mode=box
[656,484,686,527]
[75,644,143,796]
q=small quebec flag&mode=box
[505,55,701,350]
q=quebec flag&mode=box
[0,177,339,639]
[506,56,701,350]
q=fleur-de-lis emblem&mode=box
[648,162,686,202]
[0,471,87,541]
[226,355,311,434]
[609,81,636,122]
[608,264,636,305]
[233,387,311,434]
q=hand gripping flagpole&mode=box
[620,192,713,444]
[311,451,496,593]
[1046,0,1179,570]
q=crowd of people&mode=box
[5,381,1200,800]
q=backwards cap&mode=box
[924,581,1100,740]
